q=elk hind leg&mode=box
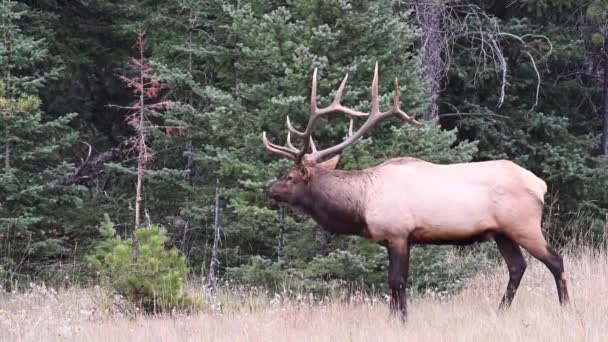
[512,231,570,305]
[495,234,527,309]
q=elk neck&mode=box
[295,167,372,238]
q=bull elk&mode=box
[262,64,570,321]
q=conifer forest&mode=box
[1,0,608,330]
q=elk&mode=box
[262,64,570,321]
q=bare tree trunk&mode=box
[277,206,285,263]
[132,42,146,262]
[135,152,143,229]
[602,37,608,155]
[234,48,241,97]
[234,0,241,97]
[416,1,445,120]
[207,179,222,310]
[315,227,331,255]
[4,143,10,169]
[132,146,143,263]
[180,135,194,253]
[180,14,196,254]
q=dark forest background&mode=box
[1,0,607,296]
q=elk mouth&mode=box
[265,190,280,201]
[265,188,308,216]
[289,204,308,216]
[265,185,286,203]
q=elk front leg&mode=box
[387,239,410,321]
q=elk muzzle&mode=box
[265,180,289,203]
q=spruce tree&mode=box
[145,0,480,293]
[0,0,80,286]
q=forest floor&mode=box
[1,247,606,342]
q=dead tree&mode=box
[276,206,285,263]
[206,178,222,311]
[114,34,177,260]
[397,1,552,119]
[602,36,608,155]
[415,1,445,120]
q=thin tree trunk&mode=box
[416,1,445,120]
[132,41,146,262]
[601,37,608,155]
[135,153,143,229]
[4,143,10,169]
[234,0,241,97]
[277,206,285,263]
[134,39,146,230]
[207,179,222,310]
[180,135,194,253]
[234,48,240,97]
[180,15,196,254]
[315,227,331,255]
[133,145,143,263]
[4,35,12,169]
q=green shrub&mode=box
[87,215,193,312]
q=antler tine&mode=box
[332,73,349,106]
[293,68,369,161]
[263,64,422,163]
[391,78,423,126]
[262,131,298,160]
[286,116,304,136]
[289,68,323,138]
[304,63,423,162]
[371,62,380,115]
[392,78,399,111]
[309,137,317,153]
[285,131,299,152]
[310,68,318,112]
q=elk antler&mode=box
[262,63,422,163]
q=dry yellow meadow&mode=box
[1,247,606,342]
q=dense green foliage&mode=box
[0,0,81,285]
[1,0,607,297]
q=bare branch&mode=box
[396,1,553,113]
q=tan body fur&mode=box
[362,158,547,255]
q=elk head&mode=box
[262,64,422,208]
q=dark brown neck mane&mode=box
[293,167,372,237]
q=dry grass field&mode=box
[1,247,607,342]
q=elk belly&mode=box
[409,181,500,244]
[364,168,499,243]
[409,226,497,245]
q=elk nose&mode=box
[264,187,274,198]
[265,186,280,200]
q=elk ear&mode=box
[317,155,340,170]
[299,164,312,182]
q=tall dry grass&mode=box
[1,247,606,342]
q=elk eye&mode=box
[287,175,293,181]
